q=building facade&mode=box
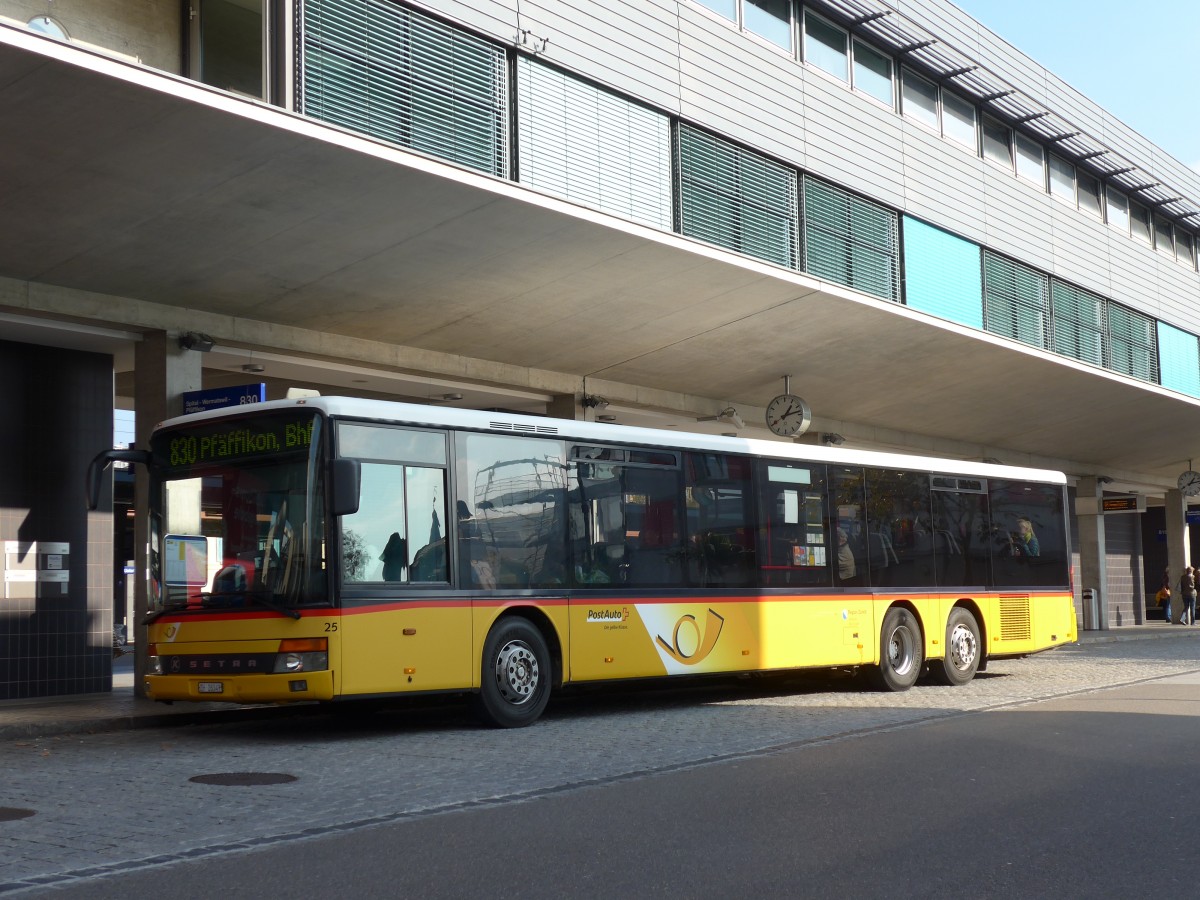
[2,0,1200,699]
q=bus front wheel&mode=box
[933,607,981,686]
[473,617,551,728]
[875,607,923,692]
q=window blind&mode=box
[677,125,798,268]
[982,251,1048,350]
[1107,303,1158,383]
[1050,281,1105,367]
[516,58,672,230]
[302,0,507,177]
[803,176,898,301]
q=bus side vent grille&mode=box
[489,421,559,435]
[998,594,1032,641]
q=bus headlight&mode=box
[273,638,328,674]
[273,651,328,674]
[146,644,163,675]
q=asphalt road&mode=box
[5,635,1200,898]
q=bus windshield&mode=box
[148,411,328,615]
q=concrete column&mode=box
[548,392,586,421]
[132,332,202,696]
[1076,475,1108,631]
[1164,488,1190,624]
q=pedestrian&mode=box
[1158,566,1172,624]
[1179,565,1197,625]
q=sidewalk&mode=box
[2,623,1198,740]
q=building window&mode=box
[1178,232,1196,268]
[1130,201,1153,243]
[516,58,673,230]
[302,0,508,177]
[981,117,1012,168]
[1155,216,1175,256]
[1106,303,1158,384]
[1014,133,1044,185]
[803,176,899,302]
[695,0,737,21]
[983,251,1048,350]
[804,11,848,82]
[1048,154,1075,203]
[1107,188,1129,232]
[1077,171,1102,217]
[678,125,798,268]
[852,39,893,106]
[941,90,977,149]
[745,0,792,51]
[900,68,938,131]
[1051,281,1105,367]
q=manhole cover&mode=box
[189,772,298,786]
[0,807,36,822]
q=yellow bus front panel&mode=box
[145,614,340,703]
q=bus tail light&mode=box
[275,638,328,674]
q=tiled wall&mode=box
[0,339,113,699]
[1104,512,1143,627]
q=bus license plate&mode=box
[198,682,224,694]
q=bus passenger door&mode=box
[335,429,470,695]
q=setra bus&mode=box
[89,396,1077,727]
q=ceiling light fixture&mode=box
[697,406,745,430]
[178,332,215,352]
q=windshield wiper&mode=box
[212,587,302,620]
[143,589,302,621]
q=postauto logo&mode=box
[586,607,629,623]
[655,609,725,666]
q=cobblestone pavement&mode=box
[3,633,1200,894]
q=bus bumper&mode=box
[145,670,335,703]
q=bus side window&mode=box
[683,452,756,589]
[988,479,1068,588]
[336,423,450,587]
[755,462,830,588]
[456,432,568,589]
[830,467,866,588]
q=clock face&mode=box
[1180,471,1200,496]
[765,393,811,437]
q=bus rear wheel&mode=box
[933,607,981,686]
[874,607,923,692]
[473,617,551,728]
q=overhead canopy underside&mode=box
[1,27,1196,490]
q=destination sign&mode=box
[156,414,315,468]
[1101,496,1140,513]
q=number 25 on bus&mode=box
[88,396,1076,728]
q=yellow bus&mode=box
[90,396,1076,727]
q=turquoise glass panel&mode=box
[902,217,983,329]
[1157,321,1200,397]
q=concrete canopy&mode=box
[1,26,1198,491]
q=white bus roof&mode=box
[156,395,1067,485]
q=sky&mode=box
[951,0,1200,170]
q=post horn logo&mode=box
[655,608,725,665]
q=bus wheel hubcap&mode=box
[495,640,539,705]
[887,626,915,675]
[948,623,977,671]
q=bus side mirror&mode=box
[86,448,151,510]
[330,458,361,517]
